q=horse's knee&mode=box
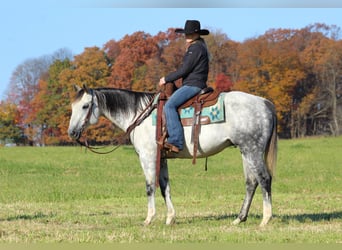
[146,182,155,196]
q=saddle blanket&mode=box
[152,93,225,126]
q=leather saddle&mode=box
[156,82,221,164]
[179,86,220,126]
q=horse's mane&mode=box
[94,88,155,116]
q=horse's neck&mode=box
[99,93,148,132]
[101,108,135,132]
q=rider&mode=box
[158,20,210,153]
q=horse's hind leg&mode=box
[159,158,176,225]
[258,170,272,227]
[233,153,272,226]
[232,156,258,225]
[251,155,272,227]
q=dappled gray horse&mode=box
[68,85,277,226]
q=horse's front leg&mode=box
[159,158,176,225]
[139,152,157,226]
[144,179,156,226]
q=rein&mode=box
[76,89,159,154]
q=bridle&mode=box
[75,88,159,154]
[81,89,95,133]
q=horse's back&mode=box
[224,91,273,107]
[222,91,276,146]
[223,91,275,118]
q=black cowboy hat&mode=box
[175,20,209,36]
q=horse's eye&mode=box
[82,104,90,109]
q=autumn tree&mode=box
[205,30,239,87]
[24,47,115,145]
[317,39,342,136]
[303,36,342,136]
[35,59,73,144]
[64,46,110,88]
[290,24,342,137]
[4,24,342,143]
[104,39,121,62]
[233,29,308,137]
[5,49,73,144]
[108,32,159,89]
[58,47,115,144]
[215,73,233,92]
[6,56,51,140]
[0,101,22,145]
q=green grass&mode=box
[0,137,341,243]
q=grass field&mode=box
[0,137,341,243]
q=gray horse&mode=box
[68,85,277,227]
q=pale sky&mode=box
[1,1,341,100]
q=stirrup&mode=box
[156,132,167,147]
[156,139,180,153]
[163,142,180,153]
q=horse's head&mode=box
[68,84,100,140]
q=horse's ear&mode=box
[73,84,82,92]
[83,84,90,94]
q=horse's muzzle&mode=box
[68,128,81,140]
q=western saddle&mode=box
[155,82,221,182]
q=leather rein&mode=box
[76,89,159,154]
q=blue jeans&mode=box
[164,85,201,150]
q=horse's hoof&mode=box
[166,216,176,225]
[143,209,156,226]
[259,217,272,227]
[143,217,155,226]
[143,219,151,226]
[232,218,241,225]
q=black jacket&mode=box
[165,38,209,89]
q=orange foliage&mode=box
[107,32,159,89]
[5,23,342,143]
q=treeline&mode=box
[1,23,342,146]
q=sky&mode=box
[1,1,342,100]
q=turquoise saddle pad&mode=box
[152,93,225,126]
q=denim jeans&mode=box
[164,85,201,150]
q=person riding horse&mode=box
[68,20,277,227]
[158,20,210,153]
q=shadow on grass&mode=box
[177,213,240,224]
[277,211,342,223]
[1,211,55,222]
[2,210,341,225]
[177,211,342,225]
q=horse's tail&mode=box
[264,101,278,178]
